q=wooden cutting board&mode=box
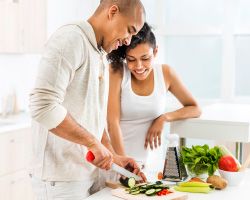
[111,188,188,200]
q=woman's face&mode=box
[126,43,157,81]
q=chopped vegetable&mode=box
[124,181,171,196]
[145,189,156,196]
[119,177,136,188]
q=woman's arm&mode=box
[107,67,126,156]
[144,64,201,150]
[162,64,202,121]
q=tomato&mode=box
[218,155,238,172]
[157,192,162,196]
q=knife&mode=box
[86,151,142,181]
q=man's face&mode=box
[102,6,144,53]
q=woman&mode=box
[107,23,201,169]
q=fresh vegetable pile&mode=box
[181,144,222,176]
[120,179,172,196]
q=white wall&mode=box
[0,0,99,114]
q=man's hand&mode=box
[87,140,113,170]
[114,155,147,182]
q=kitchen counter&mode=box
[170,103,250,162]
[86,170,250,200]
[0,112,31,134]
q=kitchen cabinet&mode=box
[0,113,34,200]
[0,0,46,53]
[0,170,34,200]
[0,127,32,176]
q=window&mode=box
[141,0,250,102]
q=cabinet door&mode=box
[9,128,32,173]
[0,133,10,175]
[0,170,35,200]
[0,0,24,52]
[0,174,11,200]
[0,127,32,176]
[10,171,35,200]
[0,0,46,53]
[22,0,46,53]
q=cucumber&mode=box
[145,189,156,196]
[130,190,140,195]
[124,181,170,196]
[119,177,136,188]
[156,181,163,185]
[139,188,146,193]
[155,188,162,192]
[129,187,140,193]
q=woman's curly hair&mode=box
[107,22,156,71]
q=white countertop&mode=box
[86,170,250,200]
[170,103,250,142]
[0,112,31,134]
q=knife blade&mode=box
[86,151,142,181]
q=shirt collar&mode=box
[78,21,107,56]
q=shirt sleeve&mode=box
[29,26,85,130]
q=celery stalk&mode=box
[174,186,212,193]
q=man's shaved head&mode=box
[89,0,145,53]
[98,0,145,16]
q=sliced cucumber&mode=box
[130,190,141,195]
[124,181,170,196]
[155,188,162,193]
[128,177,136,188]
[145,188,156,196]
[139,188,146,193]
[156,181,163,185]
[119,177,136,188]
[129,187,140,192]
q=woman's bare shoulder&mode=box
[109,64,123,80]
[161,64,173,78]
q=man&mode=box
[29,0,145,199]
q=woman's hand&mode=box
[144,115,165,150]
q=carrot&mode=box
[157,172,163,180]
[189,177,205,183]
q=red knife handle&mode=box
[86,151,95,162]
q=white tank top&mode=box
[120,64,167,164]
